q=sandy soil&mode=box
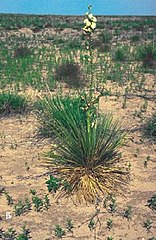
[0,15,156,239]
[0,76,156,239]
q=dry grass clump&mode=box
[14,46,32,58]
[54,61,86,88]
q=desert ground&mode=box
[0,15,156,239]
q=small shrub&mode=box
[0,186,5,196]
[144,155,151,168]
[0,228,4,239]
[92,39,110,52]
[114,47,126,62]
[14,46,32,58]
[0,92,27,116]
[65,39,81,49]
[137,44,156,68]
[144,114,156,141]
[54,61,86,88]
[99,32,112,44]
[130,35,140,42]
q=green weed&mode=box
[30,189,43,212]
[1,227,16,240]
[16,225,31,240]
[147,195,156,210]
[123,205,132,220]
[14,198,31,216]
[54,225,65,239]
[0,92,27,116]
[143,219,153,232]
[107,219,113,230]
[46,175,61,193]
[4,192,14,206]
[66,219,74,233]
[114,47,127,62]
[43,195,51,210]
[88,219,96,231]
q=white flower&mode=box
[90,22,96,30]
[83,6,97,33]
[84,18,91,27]
[83,26,92,33]
[88,14,97,23]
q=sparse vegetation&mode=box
[0,92,27,116]
[0,226,31,240]
[0,11,155,240]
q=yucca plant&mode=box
[41,95,129,202]
[36,96,84,138]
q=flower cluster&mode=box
[83,5,97,33]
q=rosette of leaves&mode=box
[42,94,129,202]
